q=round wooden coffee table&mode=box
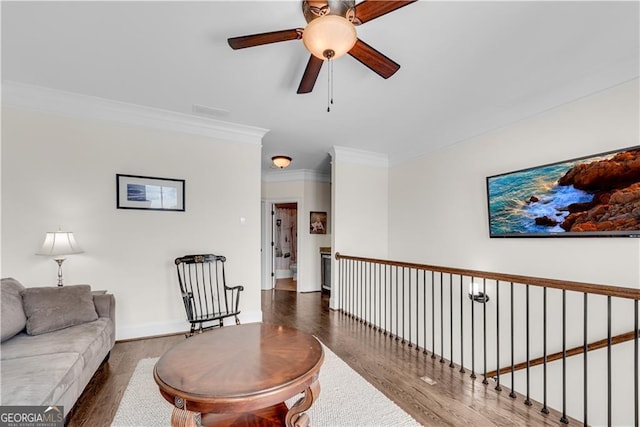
[154,323,324,427]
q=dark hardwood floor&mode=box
[274,277,296,291]
[68,290,572,426]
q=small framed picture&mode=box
[116,174,185,211]
[310,211,327,234]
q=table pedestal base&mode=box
[170,382,319,427]
[203,403,288,426]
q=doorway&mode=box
[273,202,298,291]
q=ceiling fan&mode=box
[227,0,417,94]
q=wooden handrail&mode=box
[335,252,640,423]
[486,329,640,379]
[334,252,640,300]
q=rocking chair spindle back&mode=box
[175,254,243,337]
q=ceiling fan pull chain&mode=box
[330,57,334,107]
[326,57,335,113]
[327,58,332,112]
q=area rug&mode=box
[112,343,420,426]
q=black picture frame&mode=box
[116,174,185,211]
[486,146,639,238]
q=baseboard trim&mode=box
[115,310,263,340]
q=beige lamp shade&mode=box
[303,15,357,60]
[37,230,83,286]
[37,231,83,260]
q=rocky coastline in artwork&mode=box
[530,149,640,232]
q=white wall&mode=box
[261,173,331,292]
[303,179,332,291]
[327,80,638,424]
[331,147,389,259]
[330,147,389,307]
[1,91,265,340]
[389,79,640,288]
[383,78,640,425]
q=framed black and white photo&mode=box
[116,174,185,211]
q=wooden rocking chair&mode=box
[175,254,243,337]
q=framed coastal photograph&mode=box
[116,174,185,211]
[486,146,640,237]
[310,211,327,234]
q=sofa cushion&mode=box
[1,318,113,361]
[22,285,98,336]
[1,277,27,342]
[0,352,84,407]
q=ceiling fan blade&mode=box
[297,55,324,94]
[348,39,400,79]
[353,0,417,24]
[228,29,303,50]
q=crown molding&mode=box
[1,81,268,145]
[262,169,331,183]
[330,146,389,168]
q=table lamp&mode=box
[36,230,83,286]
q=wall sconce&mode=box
[272,155,292,169]
[36,230,83,286]
[469,281,490,303]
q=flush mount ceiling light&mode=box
[272,156,292,169]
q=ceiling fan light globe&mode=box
[303,15,357,60]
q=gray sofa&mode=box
[0,278,115,418]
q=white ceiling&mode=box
[2,1,638,176]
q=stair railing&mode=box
[334,252,640,427]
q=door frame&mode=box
[261,198,301,290]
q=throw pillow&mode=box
[1,277,27,342]
[22,284,98,336]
